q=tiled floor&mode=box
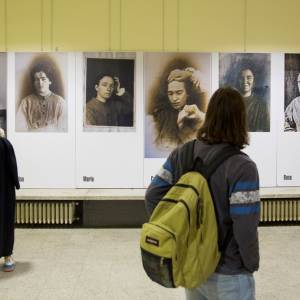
[0,226,299,300]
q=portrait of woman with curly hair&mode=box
[145,54,211,158]
[219,53,270,132]
[15,53,68,132]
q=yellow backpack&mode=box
[141,143,242,288]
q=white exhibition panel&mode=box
[243,133,277,187]
[143,53,278,188]
[277,53,300,186]
[0,53,6,110]
[242,53,280,187]
[143,52,212,187]
[76,52,144,188]
[277,134,300,186]
[214,53,278,187]
[7,53,76,188]
[144,158,165,187]
[3,51,298,188]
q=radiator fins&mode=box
[260,199,300,222]
[16,202,78,225]
[15,199,300,225]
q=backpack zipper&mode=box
[178,200,190,227]
[160,257,164,266]
[175,183,199,197]
[196,197,202,228]
[150,223,176,241]
[162,198,191,227]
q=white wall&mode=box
[4,52,294,188]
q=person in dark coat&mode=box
[0,129,20,272]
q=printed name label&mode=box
[283,175,292,181]
[83,176,95,182]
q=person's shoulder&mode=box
[145,114,155,129]
[250,93,264,103]
[51,92,65,102]
[227,150,258,173]
[21,93,36,102]
[170,139,196,163]
[176,139,194,154]
[1,136,13,150]
[86,98,100,109]
[289,96,300,106]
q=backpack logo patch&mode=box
[146,236,159,246]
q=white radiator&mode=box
[15,199,300,225]
[260,199,300,222]
[16,202,77,225]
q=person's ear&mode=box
[95,84,99,91]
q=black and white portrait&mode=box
[84,53,135,131]
[145,53,211,158]
[15,53,68,132]
[219,53,270,132]
[0,53,6,133]
[284,54,300,132]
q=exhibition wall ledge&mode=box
[15,188,300,226]
[16,187,300,201]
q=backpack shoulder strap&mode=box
[181,139,197,174]
[195,145,247,252]
[205,146,245,179]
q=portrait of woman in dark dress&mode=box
[219,53,270,132]
[84,56,135,130]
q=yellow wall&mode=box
[0,0,300,52]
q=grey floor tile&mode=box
[37,288,74,300]
[4,287,40,300]
[0,227,299,299]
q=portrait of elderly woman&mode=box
[284,54,300,131]
[145,53,211,158]
[219,53,270,132]
[15,54,67,132]
[84,56,134,130]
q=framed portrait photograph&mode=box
[15,53,68,132]
[219,53,271,132]
[0,53,7,133]
[144,52,211,158]
[83,52,135,132]
[284,54,300,132]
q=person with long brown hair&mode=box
[146,87,260,299]
[146,67,207,157]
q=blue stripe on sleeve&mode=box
[230,202,260,215]
[163,159,172,173]
[151,175,172,187]
[231,181,259,193]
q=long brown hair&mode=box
[148,61,205,146]
[197,87,249,148]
